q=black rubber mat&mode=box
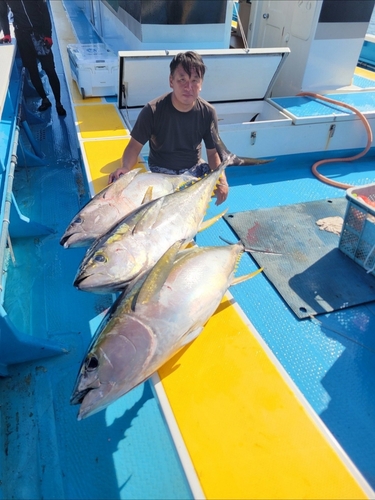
[224,198,375,319]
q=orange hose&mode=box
[297,92,373,189]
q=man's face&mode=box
[169,64,203,111]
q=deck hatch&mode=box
[118,48,290,109]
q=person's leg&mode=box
[149,166,183,175]
[39,52,66,116]
[15,30,49,106]
[187,162,211,178]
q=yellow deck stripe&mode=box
[82,139,147,193]
[82,139,130,192]
[159,298,368,499]
[355,66,375,80]
[51,2,372,497]
[75,104,128,139]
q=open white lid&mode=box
[118,48,290,108]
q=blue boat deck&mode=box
[1,1,375,498]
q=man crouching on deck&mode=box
[108,51,228,206]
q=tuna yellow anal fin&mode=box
[135,240,184,308]
[231,267,263,286]
[199,209,228,232]
[141,186,153,205]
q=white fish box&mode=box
[67,43,118,98]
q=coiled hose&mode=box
[298,92,373,189]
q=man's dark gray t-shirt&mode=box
[131,92,218,172]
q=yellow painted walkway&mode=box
[52,2,373,497]
[355,66,375,80]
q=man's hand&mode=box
[108,167,128,184]
[0,35,11,44]
[214,178,229,205]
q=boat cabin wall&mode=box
[237,0,375,96]
[74,0,234,52]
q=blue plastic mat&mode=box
[224,198,375,319]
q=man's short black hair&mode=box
[170,51,206,79]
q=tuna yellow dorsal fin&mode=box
[198,209,228,232]
[141,186,153,204]
[230,267,263,286]
[135,240,184,308]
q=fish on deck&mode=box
[72,123,272,294]
[71,241,262,419]
[73,158,232,294]
[60,168,194,248]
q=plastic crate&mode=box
[339,183,375,275]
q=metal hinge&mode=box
[329,124,336,137]
[251,131,257,145]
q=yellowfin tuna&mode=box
[73,158,232,293]
[71,241,262,419]
[60,169,193,248]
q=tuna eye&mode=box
[94,254,107,263]
[85,355,99,371]
[73,216,82,224]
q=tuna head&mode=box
[70,315,156,420]
[60,169,142,249]
[73,242,148,293]
[60,202,125,249]
[73,214,153,293]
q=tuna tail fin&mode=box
[210,121,274,166]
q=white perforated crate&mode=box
[339,183,375,275]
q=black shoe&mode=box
[56,104,67,117]
[38,98,52,112]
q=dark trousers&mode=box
[15,28,61,104]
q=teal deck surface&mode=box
[0,13,192,500]
[1,1,375,497]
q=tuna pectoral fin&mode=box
[134,240,184,308]
[178,327,204,348]
[231,267,263,286]
[199,209,227,233]
[132,196,165,234]
[110,168,142,193]
[141,186,153,204]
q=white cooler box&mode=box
[67,43,118,98]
